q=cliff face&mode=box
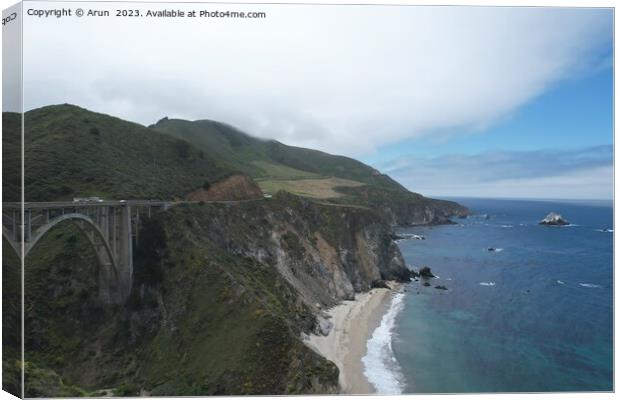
[381,196,469,226]
[173,193,410,308]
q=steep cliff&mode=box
[163,192,412,308]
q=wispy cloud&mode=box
[377,145,613,200]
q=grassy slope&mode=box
[15,105,237,201]
[264,139,407,190]
[150,118,405,191]
[258,177,363,199]
[149,118,276,178]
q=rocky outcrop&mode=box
[334,185,469,226]
[539,212,569,226]
[315,317,334,336]
[384,200,467,226]
[185,174,263,201]
[419,266,436,278]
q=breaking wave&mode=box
[579,283,602,288]
[362,291,406,394]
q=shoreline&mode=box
[304,283,401,394]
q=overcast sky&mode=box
[18,2,614,199]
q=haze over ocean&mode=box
[369,198,613,393]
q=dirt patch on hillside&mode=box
[186,174,264,201]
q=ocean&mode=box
[363,197,613,393]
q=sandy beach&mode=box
[304,284,399,394]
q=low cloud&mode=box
[22,5,612,156]
[376,145,613,200]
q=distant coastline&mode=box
[438,195,613,207]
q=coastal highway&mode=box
[2,198,267,209]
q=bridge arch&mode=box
[26,213,119,273]
[25,213,122,303]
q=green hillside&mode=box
[7,104,467,220]
[147,115,470,220]
[12,105,237,202]
[150,117,406,191]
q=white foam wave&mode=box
[596,229,613,233]
[557,280,565,285]
[362,292,406,394]
[479,282,496,286]
[500,225,513,228]
[579,283,602,288]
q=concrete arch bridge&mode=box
[2,200,170,304]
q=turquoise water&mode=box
[391,198,613,393]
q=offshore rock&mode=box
[419,266,435,278]
[539,212,569,226]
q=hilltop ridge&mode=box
[150,116,406,192]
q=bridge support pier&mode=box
[118,205,133,300]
